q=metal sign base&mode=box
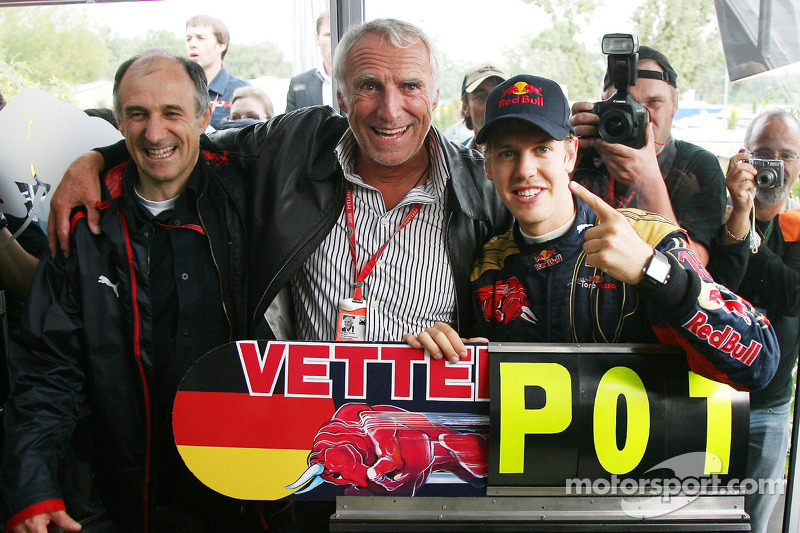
[330,495,750,532]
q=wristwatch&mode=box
[639,250,671,289]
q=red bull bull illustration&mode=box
[286,403,488,496]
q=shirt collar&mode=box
[316,65,331,83]
[207,65,230,96]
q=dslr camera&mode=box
[592,33,648,149]
[748,158,785,189]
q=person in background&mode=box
[570,45,725,266]
[708,109,800,533]
[285,11,332,112]
[217,85,275,130]
[460,62,508,151]
[185,14,250,129]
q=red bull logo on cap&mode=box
[498,81,544,109]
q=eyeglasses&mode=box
[751,151,800,165]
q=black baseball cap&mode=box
[476,74,575,145]
[603,45,678,90]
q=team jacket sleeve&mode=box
[639,232,779,392]
[1,253,85,527]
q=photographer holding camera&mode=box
[570,38,725,265]
[709,109,800,533]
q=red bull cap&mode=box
[476,74,575,144]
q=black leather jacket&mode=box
[205,106,513,338]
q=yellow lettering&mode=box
[688,372,732,474]
[499,362,572,473]
[594,367,649,474]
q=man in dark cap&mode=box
[569,45,726,266]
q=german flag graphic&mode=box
[173,343,335,500]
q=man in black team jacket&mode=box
[1,50,274,533]
[709,109,800,533]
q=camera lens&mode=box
[605,116,626,138]
[755,168,779,188]
[598,110,633,143]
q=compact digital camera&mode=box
[748,158,785,189]
[592,33,648,150]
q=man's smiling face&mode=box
[337,32,438,172]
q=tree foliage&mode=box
[431,53,470,131]
[106,31,291,80]
[0,6,108,90]
[224,42,292,79]
[513,0,604,101]
[632,0,726,103]
[106,29,185,78]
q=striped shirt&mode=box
[289,129,455,341]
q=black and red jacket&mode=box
[2,151,247,532]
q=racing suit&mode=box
[471,198,778,391]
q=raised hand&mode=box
[569,180,655,285]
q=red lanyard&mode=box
[345,183,421,301]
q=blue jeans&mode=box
[745,401,792,533]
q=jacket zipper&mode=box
[196,193,233,338]
[119,210,152,532]
[444,210,459,331]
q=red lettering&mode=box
[237,341,286,396]
[678,250,712,279]
[476,346,490,401]
[697,324,713,340]
[334,345,380,398]
[380,346,426,399]
[742,341,762,366]
[708,325,732,349]
[286,344,332,397]
[683,311,708,333]
[720,330,742,354]
[429,352,473,400]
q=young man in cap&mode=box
[405,74,778,395]
[460,62,509,150]
[570,45,725,266]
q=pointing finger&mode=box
[569,180,618,221]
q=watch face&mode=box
[647,251,672,284]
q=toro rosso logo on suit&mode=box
[574,275,617,290]
[474,277,537,325]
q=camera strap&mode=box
[749,191,762,254]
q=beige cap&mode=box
[462,62,510,95]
